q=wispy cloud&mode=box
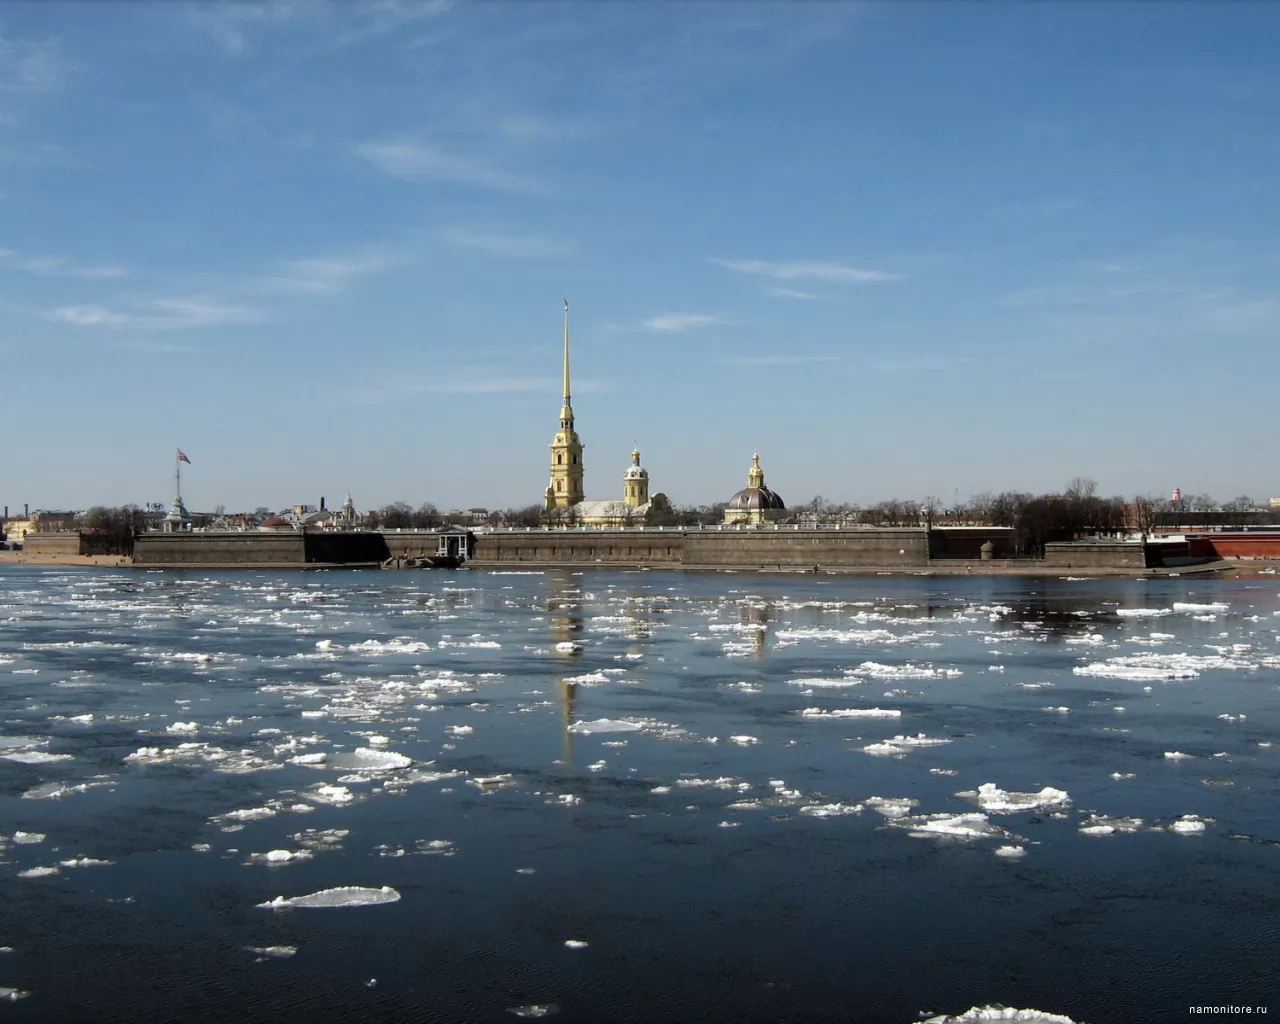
[644,313,724,332]
[189,0,455,59]
[710,258,902,283]
[0,33,68,95]
[438,228,572,259]
[721,355,839,367]
[356,139,534,191]
[48,298,263,331]
[767,286,817,300]
[257,250,399,295]
[0,248,128,279]
[409,375,603,396]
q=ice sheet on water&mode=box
[860,734,951,757]
[799,802,864,817]
[258,885,400,909]
[18,866,60,878]
[1115,607,1171,618]
[23,781,108,800]
[508,1004,560,1019]
[1073,651,1254,681]
[561,672,613,685]
[994,845,1027,858]
[889,812,1010,841]
[963,783,1070,813]
[855,661,962,679]
[12,832,45,844]
[0,987,30,1001]
[1079,815,1144,835]
[246,945,297,958]
[1169,814,1208,834]
[306,784,355,805]
[250,849,314,865]
[788,676,864,688]
[864,796,918,818]
[326,748,412,772]
[290,828,349,850]
[920,1005,1085,1022]
[1172,602,1229,614]
[567,718,642,734]
[800,707,901,719]
[2,750,73,764]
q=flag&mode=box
[177,450,191,464]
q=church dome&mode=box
[623,447,648,480]
[726,453,785,511]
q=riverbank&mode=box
[0,551,132,567]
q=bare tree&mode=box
[1065,477,1099,500]
[1129,495,1160,541]
[379,502,414,529]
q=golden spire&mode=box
[561,297,572,412]
[632,445,641,466]
[748,451,764,489]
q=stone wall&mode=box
[1042,541,1149,569]
[472,530,683,567]
[133,531,390,567]
[683,528,930,569]
[22,533,85,556]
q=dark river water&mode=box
[1,566,1278,1023]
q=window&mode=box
[572,454,577,465]
[556,480,562,492]
[557,454,563,465]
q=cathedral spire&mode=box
[562,297,572,412]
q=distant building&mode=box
[577,448,652,527]
[723,453,786,525]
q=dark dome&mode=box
[727,486,786,511]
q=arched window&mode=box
[571,454,577,465]
[556,480,562,492]
[557,453,563,465]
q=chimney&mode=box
[320,496,326,511]
[24,503,29,517]
[3,506,7,519]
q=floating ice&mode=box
[567,718,642,734]
[166,721,199,734]
[18,866,60,878]
[787,676,864,688]
[562,672,612,685]
[890,812,1006,840]
[729,735,759,745]
[855,661,962,679]
[2,750,73,764]
[12,831,45,845]
[993,845,1026,858]
[966,783,1070,813]
[290,752,328,765]
[258,885,400,909]
[1115,608,1171,618]
[1163,751,1193,761]
[0,987,30,1002]
[246,945,297,958]
[327,748,411,772]
[800,707,901,719]
[1073,651,1253,681]
[563,939,589,949]
[1169,814,1207,834]
[58,857,113,868]
[508,1005,560,1019]
[445,725,474,736]
[799,802,864,817]
[554,642,582,653]
[1172,602,1229,614]
[252,849,314,865]
[920,1006,1084,1023]
[864,796,918,818]
[860,734,951,757]
[307,784,355,805]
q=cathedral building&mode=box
[723,452,786,525]
[543,300,652,527]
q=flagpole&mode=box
[175,448,181,509]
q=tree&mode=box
[379,501,414,529]
[503,505,545,528]
[1129,495,1160,540]
[645,492,679,527]
[411,502,441,529]
[1065,477,1098,500]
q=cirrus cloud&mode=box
[710,258,902,283]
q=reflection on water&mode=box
[0,566,1279,1024]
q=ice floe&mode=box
[920,1007,1084,1023]
[859,734,951,757]
[258,885,400,909]
[962,783,1070,813]
[567,718,642,734]
[800,707,901,719]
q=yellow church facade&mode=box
[541,299,781,527]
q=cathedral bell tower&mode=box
[623,447,649,507]
[546,298,585,509]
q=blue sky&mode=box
[2,1,1278,514]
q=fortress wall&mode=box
[1042,542,1149,569]
[471,531,684,567]
[683,528,931,568]
[307,532,390,564]
[133,532,307,565]
[928,527,1019,559]
[22,533,85,556]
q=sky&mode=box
[2,0,1278,515]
